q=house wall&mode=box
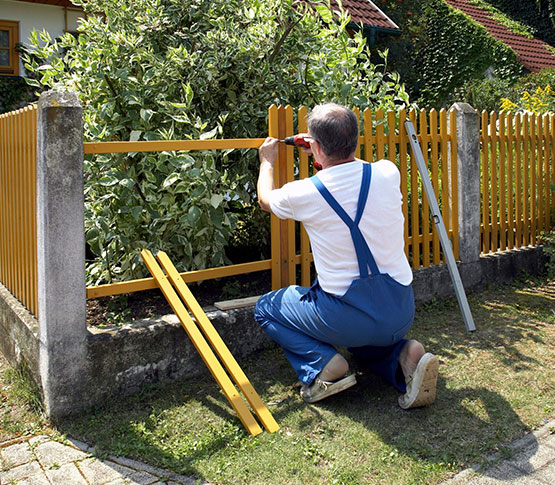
[0,0,83,76]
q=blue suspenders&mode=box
[311,163,380,279]
[310,162,415,337]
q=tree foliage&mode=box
[374,0,522,108]
[24,0,410,284]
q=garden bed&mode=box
[86,271,272,327]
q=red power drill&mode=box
[278,134,321,170]
[279,135,311,148]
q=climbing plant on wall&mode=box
[374,0,522,108]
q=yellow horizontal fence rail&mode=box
[0,105,38,316]
[83,138,265,155]
[479,111,555,253]
[86,106,459,300]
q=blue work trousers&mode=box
[254,284,410,392]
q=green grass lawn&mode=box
[3,276,555,484]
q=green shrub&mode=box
[446,77,516,112]
[24,0,410,284]
[0,76,36,113]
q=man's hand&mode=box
[258,137,279,166]
[257,137,279,213]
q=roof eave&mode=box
[347,22,402,36]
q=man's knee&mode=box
[253,291,274,326]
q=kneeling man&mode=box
[254,103,438,408]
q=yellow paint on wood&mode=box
[140,249,262,436]
[84,138,265,154]
[86,260,271,299]
[156,251,279,434]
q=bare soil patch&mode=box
[86,271,272,326]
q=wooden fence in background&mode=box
[480,111,554,253]
[0,105,38,316]
[2,103,553,313]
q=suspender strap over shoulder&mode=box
[311,163,380,278]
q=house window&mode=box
[0,20,19,76]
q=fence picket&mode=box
[544,115,551,231]
[506,112,515,250]
[499,112,507,251]
[353,107,361,160]
[523,114,531,245]
[376,109,385,160]
[515,114,522,248]
[426,109,435,265]
[268,105,281,290]
[399,109,410,257]
[284,106,296,286]
[537,115,544,236]
[297,106,311,287]
[387,110,396,163]
[0,114,5,284]
[530,114,537,245]
[440,109,449,262]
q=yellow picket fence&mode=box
[480,111,555,253]
[6,103,552,312]
[86,105,459,298]
[0,105,38,316]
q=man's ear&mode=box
[311,139,323,158]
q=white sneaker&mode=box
[300,374,357,403]
[398,353,439,409]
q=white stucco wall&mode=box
[1,0,84,76]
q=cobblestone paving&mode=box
[0,435,205,484]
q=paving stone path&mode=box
[443,418,555,484]
[0,435,204,484]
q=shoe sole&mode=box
[398,353,439,409]
[303,374,357,403]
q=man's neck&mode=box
[320,156,357,170]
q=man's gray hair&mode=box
[307,103,358,160]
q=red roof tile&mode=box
[328,0,399,30]
[444,0,555,73]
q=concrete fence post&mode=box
[452,102,481,263]
[37,90,87,419]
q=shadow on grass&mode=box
[57,279,553,483]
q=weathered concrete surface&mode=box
[453,102,481,263]
[85,304,270,407]
[413,246,546,305]
[36,90,88,420]
[0,282,39,383]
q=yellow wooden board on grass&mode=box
[156,251,279,434]
[140,249,263,436]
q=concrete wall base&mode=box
[0,245,548,416]
[0,283,40,386]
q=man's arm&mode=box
[257,137,279,213]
